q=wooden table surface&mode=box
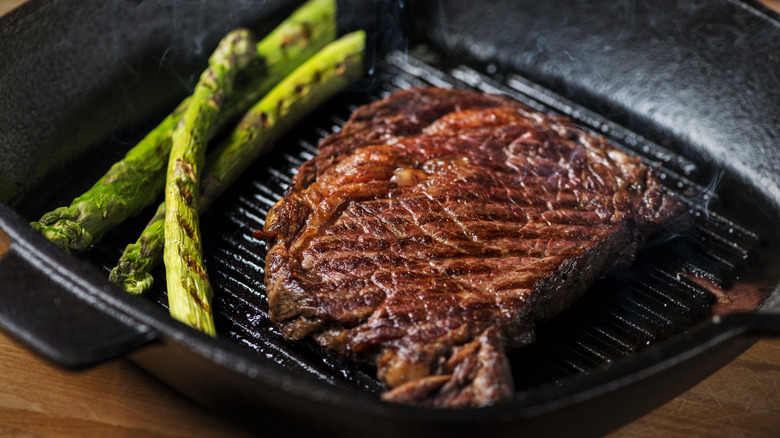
[2,1,780,437]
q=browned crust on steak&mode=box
[263,87,684,407]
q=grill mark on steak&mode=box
[263,87,685,408]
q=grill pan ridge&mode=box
[1,1,780,437]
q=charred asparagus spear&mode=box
[30,0,337,253]
[164,29,259,335]
[110,31,366,295]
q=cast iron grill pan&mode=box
[3,2,780,435]
[71,49,768,398]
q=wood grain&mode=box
[1,329,778,437]
[762,0,780,13]
[1,1,779,437]
[0,0,21,15]
[0,228,9,259]
[0,331,255,438]
[610,338,780,437]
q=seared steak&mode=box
[263,87,684,407]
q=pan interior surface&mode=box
[15,47,780,401]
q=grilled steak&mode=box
[263,87,684,407]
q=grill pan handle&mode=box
[0,203,158,369]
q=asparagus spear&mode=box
[202,30,366,207]
[30,0,337,253]
[110,31,366,295]
[111,202,166,294]
[164,29,259,335]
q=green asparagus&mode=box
[30,0,337,253]
[164,29,258,336]
[111,202,166,294]
[203,30,366,206]
[110,31,366,295]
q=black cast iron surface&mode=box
[1,1,780,437]
[74,49,774,396]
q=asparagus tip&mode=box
[30,219,92,253]
[109,266,155,295]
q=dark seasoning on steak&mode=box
[261,87,685,408]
